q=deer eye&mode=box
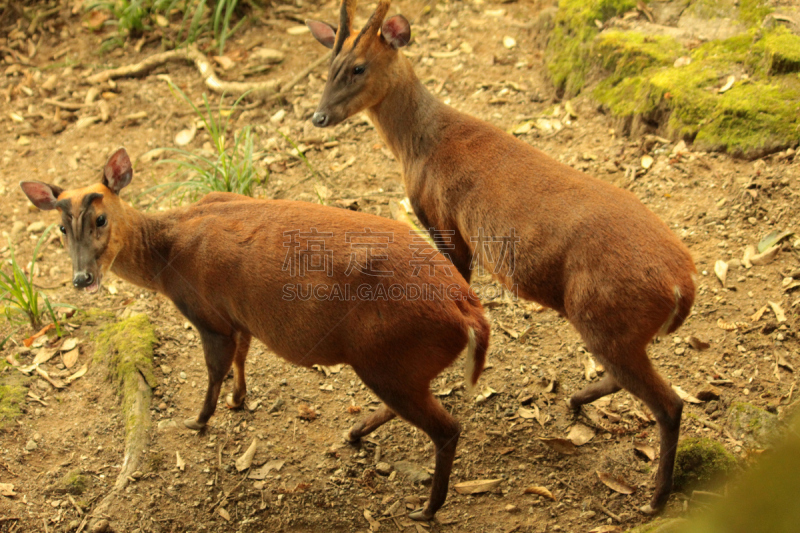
[59,225,66,234]
[353,65,366,75]
[96,214,107,227]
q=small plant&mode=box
[87,0,246,54]
[145,83,266,204]
[0,226,73,334]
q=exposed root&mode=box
[86,44,331,102]
[89,314,157,531]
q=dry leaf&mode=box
[537,437,578,455]
[523,485,555,500]
[248,459,285,480]
[175,125,197,146]
[0,483,16,497]
[719,75,735,93]
[36,366,65,389]
[633,441,656,461]
[65,364,88,384]
[23,323,54,347]
[567,424,595,446]
[687,336,710,350]
[751,245,780,266]
[641,155,654,169]
[474,385,496,404]
[62,347,79,369]
[596,471,636,494]
[453,479,502,495]
[751,305,769,322]
[777,353,794,372]
[518,406,538,419]
[217,507,230,521]
[32,347,58,365]
[768,301,786,323]
[717,318,748,331]
[60,338,78,351]
[758,229,794,253]
[673,385,703,404]
[235,438,258,472]
[176,451,185,471]
[714,260,728,287]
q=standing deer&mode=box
[307,0,696,514]
[20,147,491,521]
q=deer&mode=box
[20,147,491,521]
[306,0,697,514]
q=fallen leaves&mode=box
[235,438,258,472]
[714,259,728,287]
[0,483,16,497]
[673,385,702,404]
[633,441,656,461]
[523,485,555,500]
[567,424,595,446]
[596,471,636,494]
[537,438,578,455]
[453,478,502,495]
[176,451,185,471]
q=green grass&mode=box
[144,83,267,204]
[86,0,247,54]
[0,226,73,334]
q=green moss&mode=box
[0,362,28,428]
[763,28,800,74]
[673,437,737,492]
[95,314,157,436]
[726,401,782,448]
[738,0,772,27]
[58,468,90,495]
[593,29,800,157]
[545,0,638,97]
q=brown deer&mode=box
[20,147,491,521]
[307,0,697,514]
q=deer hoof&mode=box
[184,418,206,431]
[408,508,433,521]
[225,393,244,409]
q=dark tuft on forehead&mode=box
[81,193,104,212]
[55,199,72,215]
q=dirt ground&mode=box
[1,1,799,532]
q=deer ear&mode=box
[306,20,337,49]
[102,147,133,195]
[381,15,411,49]
[20,181,63,211]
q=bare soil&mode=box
[0,1,798,532]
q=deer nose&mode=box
[312,111,330,127]
[73,271,93,288]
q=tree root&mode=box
[87,44,331,102]
[88,314,158,532]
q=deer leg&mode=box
[226,331,252,409]
[347,403,397,442]
[569,374,622,410]
[355,367,460,522]
[592,346,683,513]
[184,328,237,430]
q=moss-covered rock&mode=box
[726,401,781,448]
[545,0,638,97]
[673,437,737,492]
[547,0,800,157]
[57,468,90,495]
[0,362,28,428]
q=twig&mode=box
[592,500,622,522]
[87,45,279,98]
[43,98,88,110]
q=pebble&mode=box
[158,402,168,411]
[179,371,187,380]
[157,419,178,431]
[160,364,172,375]
[25,439,38,451]
[375,462,393,476]
[10,220,25,238]
[26,221,46,233]
[393,461,431,485]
